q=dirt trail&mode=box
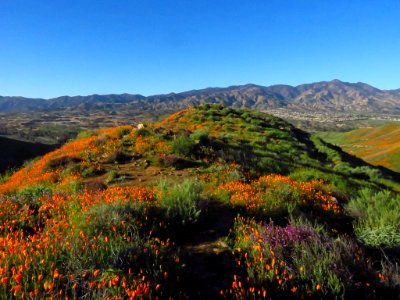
[177,201,238,299]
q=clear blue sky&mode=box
[1,0,399,98]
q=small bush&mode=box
[116,127,131,138]
[18,184,53,201]
[347,188,400,247]
[231,218,349,297]
[291,239,345,296]
[68,201,161,275]
[77,130,97,139]
[105,170,118,184]
[103,149,130,164]
[190,129,210,145]
[81,166,98,178]
[172,136,196,157]
[82,202,145,238]
[157,154,179,167]
[380,259,400,290]
[157,179,202,225]
[0,169,13,184]
[135,128,151,137]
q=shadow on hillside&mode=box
[0,136,58,173]
[315,136,400,181]
[170,200,235,245]
[204,132,400,193]
[173,200,238,299]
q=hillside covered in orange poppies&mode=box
[1,105,400,299]
[318,123,400,173]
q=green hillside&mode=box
[318,123,400,172]
[1,105,399,299]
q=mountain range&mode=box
[1,79,400,114]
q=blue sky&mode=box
[0,0,399,98]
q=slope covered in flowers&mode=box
[1,105,400,299]
[318,123,400,172]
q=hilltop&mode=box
[1,105,400,299]
[2,104,398,195]
[318,123,400,172]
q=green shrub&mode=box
[116,127,131,138]
[18,184,53,200]
[347,188,400,247]
[81,166,98,178]
[256,157,284,174]
[65,180,83,193]
[77,130,97,139]
[81,202,145,238]
[0,169,13,184]
[231,218,347,297]
[105,170,118,184]
[290,168,359,196]
[172,136,196,157]
[135,128,151,137]
[292,240,344,296]
[189,129,210,144]
[157,179,202,225]
[68,202,150,271]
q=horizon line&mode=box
[1,79,398,100]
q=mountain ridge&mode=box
[1,79,400,113]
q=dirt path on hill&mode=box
[177,200,238,299]
[84,161,195,189]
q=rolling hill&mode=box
[1,79,400,114]
[1,105,399,299]
[318,123,400,172]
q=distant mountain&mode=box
[0,94,145,112]
[0,96,47,112]
[1,80,400,113]
[48,94,145,110]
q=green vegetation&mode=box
[347,189,400,247]
[157,179,202,225]
[317,123,400,172]
[172,136,196,157]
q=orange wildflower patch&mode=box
[76,186,156,211]
[0,125,136,195]
[154,108,195,128]
[134,136,153,154]
[0,182,169,299]
[0,135,97,194]
[218,174,341,213]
